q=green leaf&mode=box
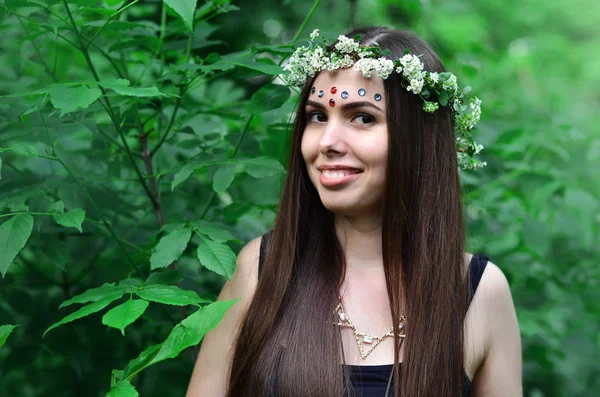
[145,269,183,285]
[151,300,238,364]
[197,239,236,279]
[102,299,149,335]
[11,143,39,158]
[150,228,192,270]
[0,213,34,278]
[196,53,235,73]
[212,163,237,193]
[45,294,124,337]
[111,369,125,388]
[234,59,285,75]
[53,208,85,233]
[49,84,102,115]
[99,79,170,98]
[0,325,19,348]
[171,162,204,191]
[103,0,124,6]
[47,200,65,214]
[122,343,162,380]
[135,285,210,306]
[0,155,2,180]
[189,220,234,242]
[107,380,139,397]
[164,0,197,32]
[438,90,449,107]
[245,84,291,114]
[59,283,128,309]
[244,156,285,178]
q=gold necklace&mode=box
[332,298,406,360]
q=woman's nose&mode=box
[318,119,348,156]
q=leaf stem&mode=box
[38,104,144,277]
[291,0,321,46]
[199,114,254,218]
[85,0,141,50]
[62,0,160,213]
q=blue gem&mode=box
[318,90,324,98]
[311,87,316,94]
[358,88,366,96]
[374,93,382,101]
[341,91,349,99]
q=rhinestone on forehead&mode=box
[310,87,316,94]
[341,91,349,99]
[358,88,366,96]
[331,87,337,94]
[329,98,335,107]
[318,90,324,98]
[374,93,382,101]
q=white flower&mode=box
[407,78,424,94]
[374,58,394,79]
[353,58,376,78]
[337,54,355,69]
[442,74,458,92]
[310,29,320,40]
[335,35,360,53]
[427,72,439,84]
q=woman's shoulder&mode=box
[221,235,263,301]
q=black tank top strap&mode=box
[468,253,489,305]
[258,231,272,278]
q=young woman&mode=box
[187,26,522,397]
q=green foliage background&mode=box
[0,0,598,396]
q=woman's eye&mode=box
[352,113,375,126]
[307,111,327,123]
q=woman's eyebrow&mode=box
[305,99,383,113]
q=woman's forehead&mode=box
[309,68,386,107]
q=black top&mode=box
[258,232,489,397]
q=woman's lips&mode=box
[319,169,363,188]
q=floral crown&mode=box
[283,29,486,170]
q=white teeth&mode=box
[322,170,351,179]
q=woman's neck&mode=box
[334,214,383,269]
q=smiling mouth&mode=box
[320,169,361,179]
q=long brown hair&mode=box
[227,27,469,397]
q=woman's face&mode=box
[301,68,388,217]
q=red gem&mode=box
[330,87,337,94]
[329,99,335,107]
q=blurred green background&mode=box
[0,0,598,396]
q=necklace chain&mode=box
[332,298,404,396]
[332,299,406,360]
